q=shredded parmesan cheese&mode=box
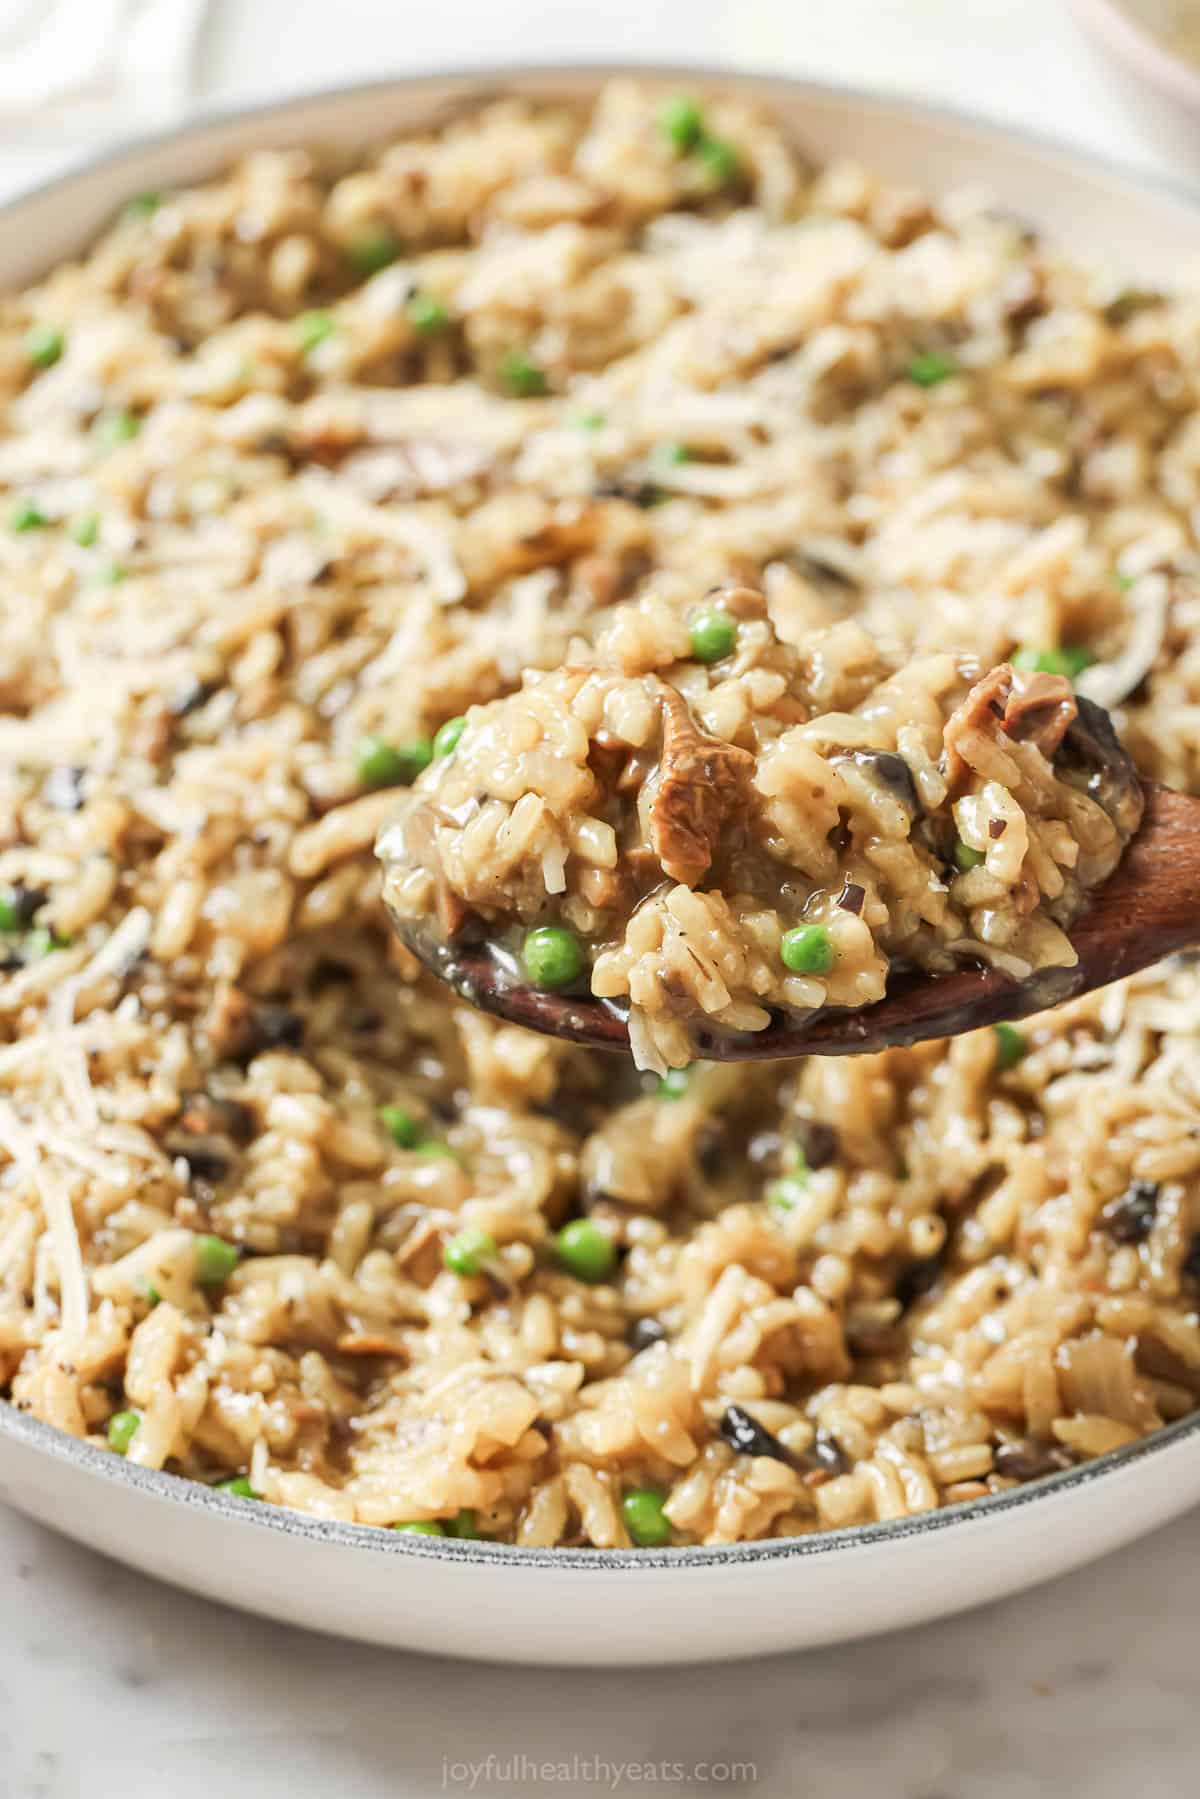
[80,905,152,987]
[0,1099,88,1346]
[49,978,98,1134]
[1078,573,1171,710]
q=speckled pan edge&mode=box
[4,1394,1200,1571]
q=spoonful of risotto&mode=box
[377,584,1188,1071]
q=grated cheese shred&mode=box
[0,1098,87,1345]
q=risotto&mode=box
[378,591,1142,1074]
[1,80,1199,1547]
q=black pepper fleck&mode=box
[1182,1233,1200,1282]
[166,1139,231,1183]
[178,1091,255,1143]
[252,1005,305,1050]
[168,676,218,717]
[793,1119,838,1170]
[8,882,46,926]
[1100,1180,1160,1244]
[801,1428,847,1475]
[308,957,353,992]
[594,477,664,510]
[894,1253,944,1310]
[719,1404,792,1464]
[850,749,922,816]
[627,1316,668,1352]
[993,1438,1077,1481]
[695,1125,725,1179]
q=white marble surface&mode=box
[4,1502,1200,1797]
[4,3,1200,1795]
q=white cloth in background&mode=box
[0,0,206,127]
[0,0,207,199]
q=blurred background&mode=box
[2,0,1200,200]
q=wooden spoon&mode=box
[386,709,1200,1061]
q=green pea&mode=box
[407,292,449,334]
[379,1104,420,1147]
[394,1519,444,1536]
[415,1139,458,1161]
[296,309,336,354]
[780,924,835,976]
[432,715,467,758]
[688,607,737,664]
[522,925,585,991]
[107,1409,141,1454]
[696,137,740,184]
[445,1507,478,1538]
[215,1475,257,1499]
[499,350,548,397]
[70,512,100,547]
[555,1217,617,1283]
[660,96,704,152]
[443,1226,498,1277]
[125,192,163,219]
[785,1142,811,1178]
[26,926,70,957]
[94,410,140,448]
[9,501,46,532]
[25,325,64,369]
[658,1068,690,1100]
[356,734,433,789]
[906,351,958,388]
[1011,644,1095,680]
[954,840,986,872]
[766,1176,808,1216]
[994,1022,1027,1072]
[195,1233,239,1287]
[346,230,401,276]
[621,1486,672,1547]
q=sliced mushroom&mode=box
[942,665,1012,795]
[848,749,923,817]
[1002,671,1077,760]
[647,684,756,884]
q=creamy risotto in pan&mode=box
[1,82,1199,1546]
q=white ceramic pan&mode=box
[3,67,1200,1666]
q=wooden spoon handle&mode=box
[1069,782,1200,984]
